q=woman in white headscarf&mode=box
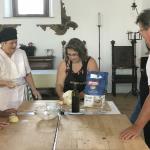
[0,27,41,116]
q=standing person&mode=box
[130,45,150,124]
[0,27,41,115]
[120,9,150,147]
[56,38,98,101]
[130,96,141,123]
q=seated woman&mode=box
[56,38,98,101]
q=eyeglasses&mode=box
[67,53,79,57]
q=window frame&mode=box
[12,0,49,17]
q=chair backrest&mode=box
[111,41,134,68]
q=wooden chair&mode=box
[111,40,137,96]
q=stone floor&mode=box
[106,93,137,118]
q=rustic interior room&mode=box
[0,0,150,149]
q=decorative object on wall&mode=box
[97,12,101,71]
[0,24,21,31]
[20,42,36,57]
[128,0,141,41]
[45,49,54,56]
[131,0,139,15]
[37,0,78,35]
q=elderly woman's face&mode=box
[2,39,17,56]
[67,48,80,63]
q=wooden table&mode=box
[0,101,58,150]
[0,101,149,150]
[56,115,149,150]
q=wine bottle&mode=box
[72,83,80,112]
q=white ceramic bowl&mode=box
[35,103,59,120]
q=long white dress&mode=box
[0,48,31,111]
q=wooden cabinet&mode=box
[28,56,55,70]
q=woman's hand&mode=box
[0,122,9,129]
[5,81,16,88]
[0,108,17,117]
[120,124,142,140]
[79,92,84,99]
[32,89,42,100]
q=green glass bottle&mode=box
[72,83,80,112]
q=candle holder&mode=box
[131,0,139,15]
[126,31,142,95]
[97,12,101,71]
[127,31,142,41]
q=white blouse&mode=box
[0,48,31,110]
[146,54,150,86]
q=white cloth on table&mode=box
[0,48,31,110]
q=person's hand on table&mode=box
[57,96,64,105]
[79,92,84,100]
[120,124,142,140]
[6,81,16,88]
[57,90,84,105]
[32,89,42,100]
[0,122,9,129]
[0,108,17,117]
[0,109,16,128]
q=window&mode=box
[12,0,49,17]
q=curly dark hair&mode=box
[65,38,88,62]
[136,9,150,30]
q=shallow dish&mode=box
[35,103,59,120]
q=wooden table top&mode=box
[0,116,57,150]
[0,101,149,150]
[56,115,149,150]
[0,101,58,150]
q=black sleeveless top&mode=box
[63,57,91,92]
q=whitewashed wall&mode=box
[0,0,146,93]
